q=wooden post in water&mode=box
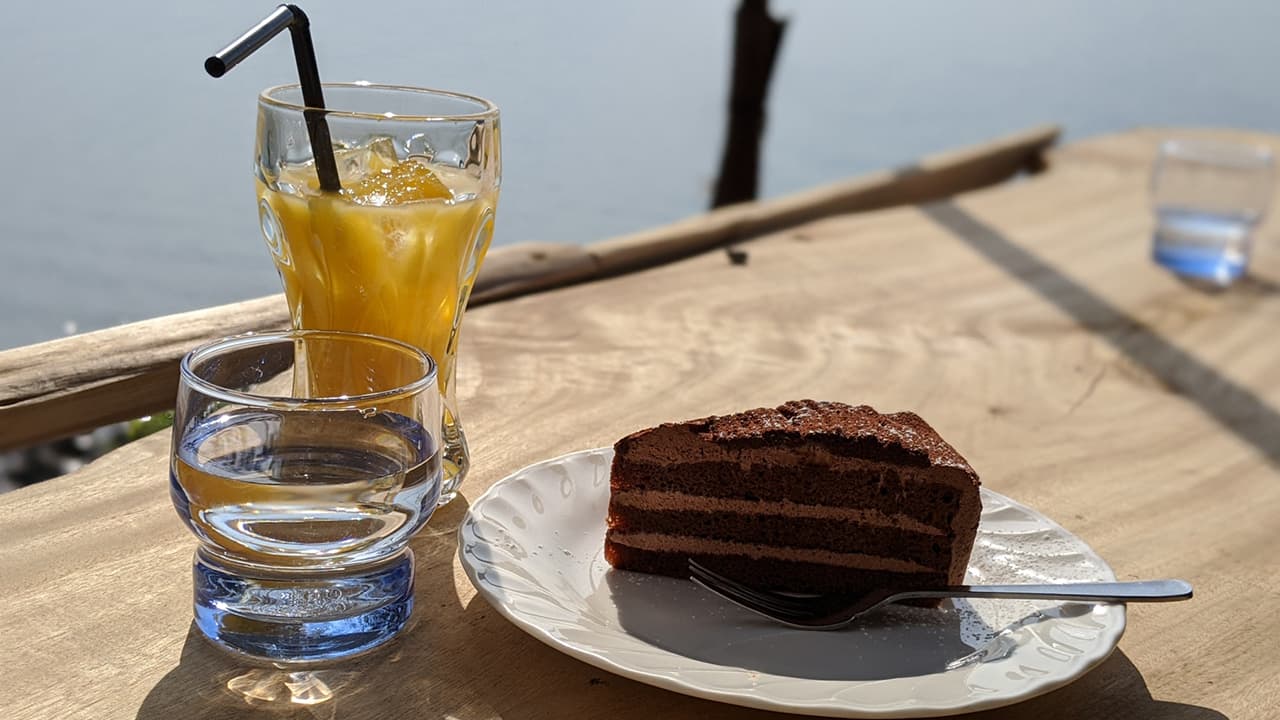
[712,0,787,208]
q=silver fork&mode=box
[688,560,1193,630]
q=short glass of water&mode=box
[170,330,441,663]
[1151,139,1274,287]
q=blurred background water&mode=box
[3,0,1280,350]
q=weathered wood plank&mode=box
[587,123,1059,277]
[0,125,1058,449]
[1,128,1277,719]
[0,296,291,450]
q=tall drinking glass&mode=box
[170,331,441,662]
[256,83,500,504]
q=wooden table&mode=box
[2,128,1277,719]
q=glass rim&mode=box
[259,82,499,122]
[180,330,438,410]
[1159,138,1275,169]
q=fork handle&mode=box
[893,579,1193,604]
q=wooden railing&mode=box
[0,125,1059,450]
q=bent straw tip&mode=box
[204,56,228,78]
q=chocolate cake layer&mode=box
[605,542,952,595]
[607,507,957,566]
[611,461,968,530]
[605,531,931,573]
[609,489,945,534]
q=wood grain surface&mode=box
[2,128,1278,720]
[0,125,1057,450]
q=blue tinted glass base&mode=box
[192,549,413,664]
[1153,245,1246,286]
[1152,209,1252,287]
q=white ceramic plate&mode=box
[458,448,1124,718]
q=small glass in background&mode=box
[1151,139,1274,287]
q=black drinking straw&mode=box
[205,4,342,193]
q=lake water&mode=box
[3,0,1280,349]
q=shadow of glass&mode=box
[1223,272,1280,296]
[922,201,1280,468]
[134,624,386,720]
[1171,271,1280,296]
[135,495,491,720]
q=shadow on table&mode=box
[922,201,1280,468]
[961,649,1227,720]
[444,595,1227,720]
[135,506,1228,720]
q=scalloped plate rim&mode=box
[458,447,1126,718]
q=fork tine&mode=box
[688,563,799,614]
[689,574,814,620]
[687,561,815,617]
[691,558,788,597]
[687,560,806,608]
[688,560,809,605]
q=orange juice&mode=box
[258,140,497,402]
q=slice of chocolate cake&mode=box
[605,400,981,594]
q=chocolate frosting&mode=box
[618,400,979,480]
